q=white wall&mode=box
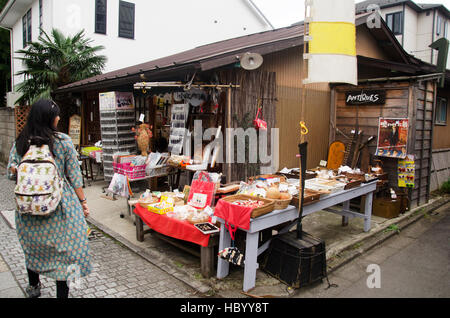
[403,5,417,56]
[432,10,450,69]
[11,0,271,90]
[416,9,434,64]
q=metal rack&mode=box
[100,109,136,182]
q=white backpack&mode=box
[14,144,64,216]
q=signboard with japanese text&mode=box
[375,118,409,159]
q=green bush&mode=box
[441,179,450,194]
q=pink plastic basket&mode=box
[113,162,146,180]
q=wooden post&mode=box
[226,86,232,183]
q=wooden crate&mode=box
[220,194,275,218]
[373,198,401,219]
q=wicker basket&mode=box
[186,214,210,225]
[273,194,293,210]
[221,194,275,218]
[248,174,287,184]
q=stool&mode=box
[79,155,94,187]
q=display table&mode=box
[216,180,377,292]
[133,204,218,278]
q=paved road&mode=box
[1,166,448,299]
[293,201,450,298]
[0,174,201,298]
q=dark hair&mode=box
[16,99,61,157]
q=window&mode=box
[22,9,32,47]
[95,0,107,34]
[435,97,448,125]
[39,0,43,34]
[118,1,135,39]
[436,16,442,36]
[444,21,448,39]
[386,11,403,35]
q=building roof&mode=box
[0,0,34,29]
[56,21,308,93]
[356,0,450,18]
[55,12,441,93]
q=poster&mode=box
[375,118,408,159]
[168,104,189,154]
[99,92,135,110]
[398,155,415,188]
[69,115,81,147]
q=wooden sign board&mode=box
[69,115,81,147]
[345,90,386,105]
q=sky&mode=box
[252,0,450,29]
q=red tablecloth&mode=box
[134,204,211,247]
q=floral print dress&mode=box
[7,133,91,281]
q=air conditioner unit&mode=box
[6,92,22,108]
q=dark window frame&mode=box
[386,11,403,36]
[435,97,448,125]
[39,0,43,34]
[95,0,107,35]
[118,1,135,39]
[22,9,32,48]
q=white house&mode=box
[0,0,273,100]
[356,0,450,68]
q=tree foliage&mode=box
[15,28,107,105]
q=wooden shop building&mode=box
[54,12,449,207]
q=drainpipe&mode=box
[402,3,405,47]
[431,9,436,64]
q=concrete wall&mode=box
[0,108,16,165]
[431,149,450,191]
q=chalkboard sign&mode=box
[345,90,386,105]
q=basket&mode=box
[273,194,293,210]
[292,189,322,208]
[248,174,287,184]
[186,214,210,225]
[113,162,146,180]
[221,194,275,218]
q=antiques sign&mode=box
[345,90,386,105]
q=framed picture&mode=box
[375,118,408,159]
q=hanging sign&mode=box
[398,154,415,188]
[375,118,408,159]
[345,90,386,105]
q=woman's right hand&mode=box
[81,201,90,218]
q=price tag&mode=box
[139,113,145,122]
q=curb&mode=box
[87,195,449,298]
[325,196,450,274]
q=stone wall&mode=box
[0,108,15,165]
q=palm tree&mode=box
[15,28,107,105]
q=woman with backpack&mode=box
[7,99,92,298]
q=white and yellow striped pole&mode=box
[303,0,357,86]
